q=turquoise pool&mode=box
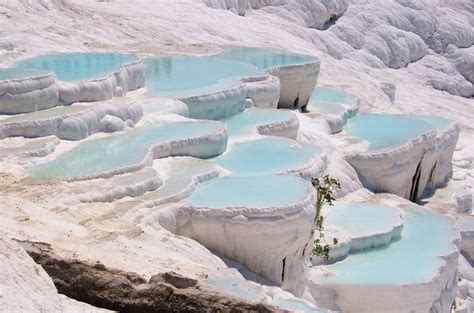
[309,86,353,104]
[345,114,433,150]
[0,68,51,80]
[316,207,458,285]
[217,47,314,70]
[144,55,264,98]
[188,175,310,208]
[219,108,294,136]
[215,137,321,175]
[407,115,453,131]
[13,53,137,82]
[323,202,402,239]
[306,101,346,115]
[28,121,225,180]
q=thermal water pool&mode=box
[323,202,404,253]
[0,68,51,80]
[144,55,264,98]
[188,175,310,209]
[217,47,314,70]
[344,113,433,151]
[218,108,295,137]
[308,86,353,105]
[215,136,322,176]
[405,115,454,131]
[13,53,138,82]
[314,206,458,285]
[28,121,227,181]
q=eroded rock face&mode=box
[22,241,282,313]
[0,237,107,312]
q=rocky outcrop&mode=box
[21,241,282,313]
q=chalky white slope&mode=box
[0,0,472,311]
[0,0,470,194]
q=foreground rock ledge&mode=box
[20,241,282,313]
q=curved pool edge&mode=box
[164,181,316,295]
[0,69,59,114]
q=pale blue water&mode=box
[144,55,264,98]
[217,47,314,70]
[345,114,433,150]
[307,101,345,115]
[215,137,321,175]
[323,202,402,238]
[13,53,136,82]
[318,207,457,285]
[219,108,294,136]
[188,175,310,208]
[407,115,453,130]
[310,86,352,104]
[0,68,51,80]
[28,121,224,181]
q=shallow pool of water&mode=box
[345,114,433,151]
[217,47,314,70]
[28,121,225,180]
[309,86,353,104]
[323,202,403,239]
[13,53,137,82]
[215,137,321,175]
[219,108,294,136]
[188,175,310,208]
[316,207,457,285]
[306,101,346,115]
[144,55,264,98]
[0,68,51,80]
[407,115,453,131]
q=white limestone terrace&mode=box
[160,174,316,295]
[0,99,143,140]
[316,202,404,264]
[26,119,228,182]
[217,47,321,110]
[10,52,145,105]
[309,194,461,313]
[338,113,460,202]
[204,268,333,312]
[219,107,300,139]
[304,86,359,134]
[143,48,320,119]
[0,0,471,311]
[69,167,162,203]
[0,136,59,158]
[0,68,59,114]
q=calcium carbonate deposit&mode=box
[0,0,473,312]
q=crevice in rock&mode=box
[410,153,425,202]
[321,14,341,30]
[293,97,300,109]
[281,257,286,283]
[18,240,282,313]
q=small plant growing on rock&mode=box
[311,175,341,260]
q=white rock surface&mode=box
[0,70,59,114]
[0,236,108,312]
[0,99,143,140]
[57,56,145,105]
